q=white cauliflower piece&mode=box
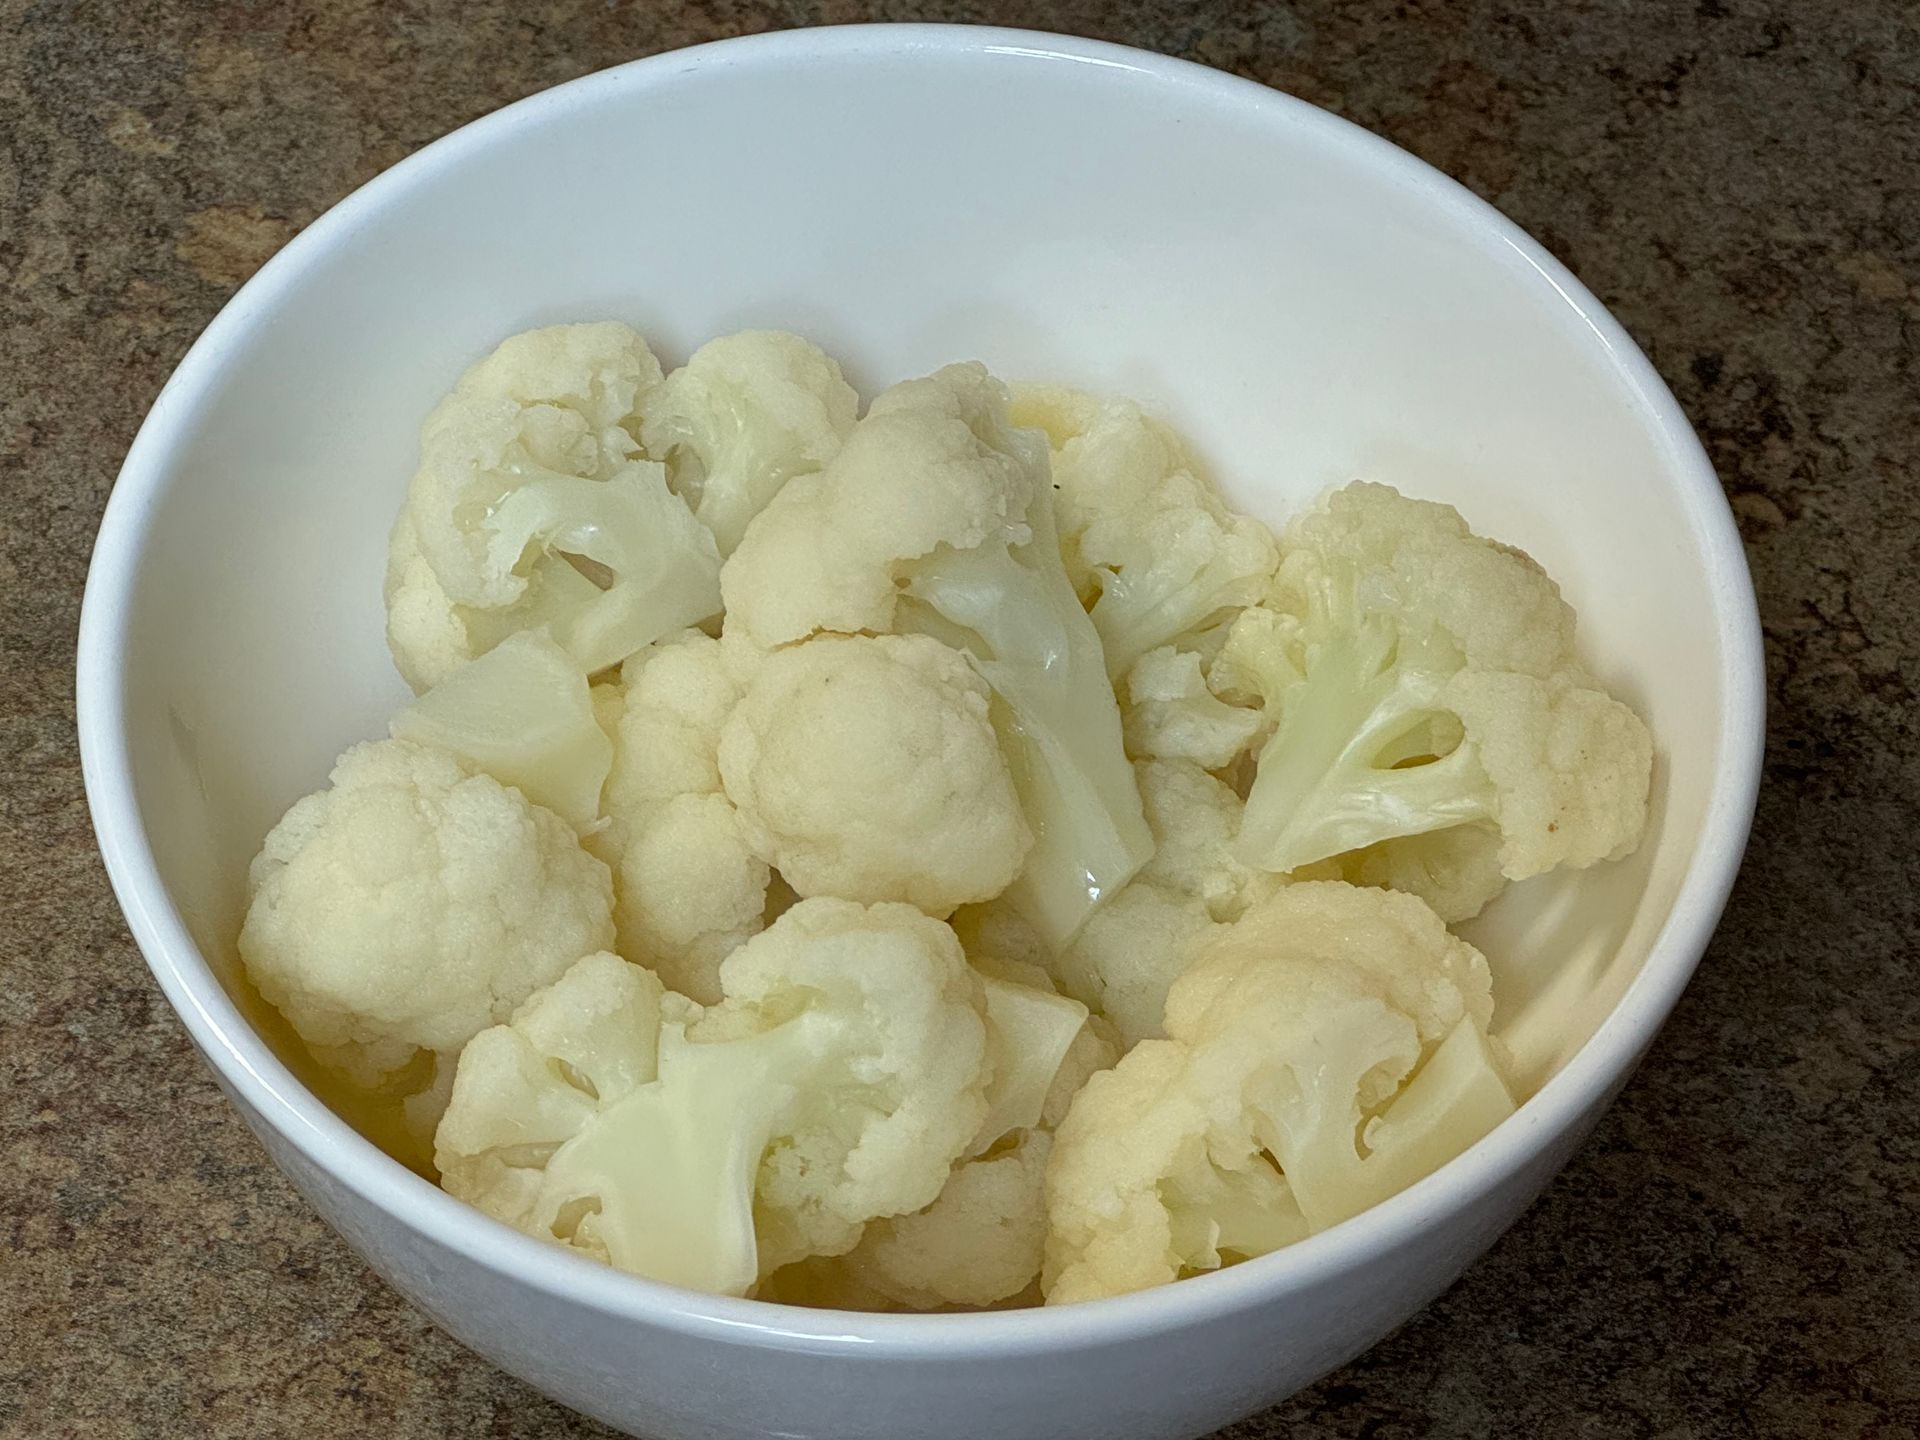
[1227,482,1653,884]
[1048,758,1286,1046]
[841,1132,1054,1310]
[968,970,1094,1157]
[640,330,859,557]
[1044,882,1513,1305]
[238,738,615,1081]
[438,900,991,1296]
[592,630,767,1004]
[718,633,1031,915]
[723,363,1151,950]
[829,962,1111,1311]
[386,322,722,688]
[1055,883,1217,1050]
[1011,385,1278,677]
[1340,825,1510,924]
[389,630,612,830]
[1123,645,1266,771]
[435,950,663,1243]
[1135,758,1282,922]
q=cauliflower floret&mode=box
[1123,645,1266,771]
[1225,482,1653,885]
[841,1131,1054,1310]
[384,512,472,693]
[1049,759,1286,1047]
[435,950,663,1240]
[640,330,859,557]
[827,962,1112,1310]
[386,322,723,688]
[1055,883,1216,1050]
[592,630,767,1003]
[1044,882,1513,1305]
[1340,825,1510,924]
[718,633,1031,915]
[967,969,1096,1157]
[238,738,615,1082]
[1011,386,1278,677]
[438,900,992,1296]
[723,364,1150,951]
[389,630,612,830]
[1135,758,1282,922]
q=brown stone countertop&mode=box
[2,1,1915,1436]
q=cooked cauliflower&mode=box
[640,330,859,557]
[238,738,615,1082]
[1135,758,1281,922]
[1123,644,1265,771]
[718,633,1031,914]
[1052,759,1283,1046]
[829,963,1113,1310]
[257,324,1661,1319]
[1044,882,1513,1305]
[841,1132,1053,1310]
[385,322,722,689]
[592,630,767,1004]
[723,363,1151,950]
[1340,825,1510,924]
[437,899,991,1296]
[1224,482,1653,896]
[389,629,612,830]
[1011,386,1278,677]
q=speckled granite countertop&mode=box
[2,1,1915,1436]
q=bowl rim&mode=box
[76,22,1764,1357]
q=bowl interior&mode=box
[99,34,1745,1210]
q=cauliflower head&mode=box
[1051,758,1283,1046]
[592,629,768,1004]
[437,900,991,1296]
[840,1131,1054,1311]
[718,633,1031,914]
[386,322,722,689]
[723,363,1151,951]
[1044,881,1513,1305]
[1123,644,1265,771]
[1339,825,1510,924]
[238,738,615,1081]
[827,961,1111,1310]
[640,330,859,557]
[1011,386,1278,678]
[1225,482,1653,892]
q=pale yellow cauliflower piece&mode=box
[1044,882,1511,1305]
[841,1132,1054,1310]
[592,630,767,1004]
[1225,482,1652,909]
[721,364,1150,950]
[1052,758,1284,1046]
[640,330,859,557]
[829,963,1114,1310]
[1011,385,1278,677]
[238,738,614,1083]
[1340,826,1510,925]
[718,633,1031,914]
[389,629,612,831]
[437,900,991,1297]
[1123,644,1265,771]
[385,322,722,689]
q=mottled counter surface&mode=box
[2,2,1914,1436]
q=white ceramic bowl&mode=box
[77,25,1763,1440]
